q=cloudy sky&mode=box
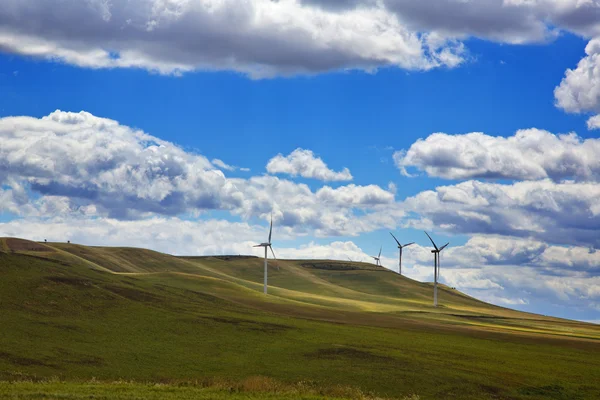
[1,0,600,322]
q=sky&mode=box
[1,0,600,323]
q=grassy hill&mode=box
[1,237,599,400]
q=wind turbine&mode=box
[424,231,449,307]
[253,215,278,295]
[371,246,382,266]
[389,232,414,275]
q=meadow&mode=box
[1,238,599,399]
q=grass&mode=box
[1,238,599,399]
[0,377,419,400]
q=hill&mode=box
[1,237,599,400]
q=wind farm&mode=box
[1,235,599,400]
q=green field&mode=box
[1,237,599,400]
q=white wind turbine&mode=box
[253,215,278,295]
[371,246,382,266]
[389,232,414,275]
[424,231,449,307]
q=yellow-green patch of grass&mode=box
[0,377,419,400]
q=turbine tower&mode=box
[424,231,449,307]
[371,246,382,266]
[253,215,278,294]
[389,232,414,275]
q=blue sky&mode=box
[1,0,600,322]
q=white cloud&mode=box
[3,0,600,78]
[275,240,371,261]
[211,158,247,172]
[555,38,600,114]
[403,179,600,248]
[0,110,243,219]
[0,110,401,236]
[394,129,600,181]
[554,37,600,128]
[587,114,600,129]
[306,0,600,41]
[230,176,398,236]
[266,148,353,181]
[315,184,394,206]
[0,0,466,78]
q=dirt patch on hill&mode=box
[305,347,393,362]
[5,238,54,253]
[0,351,55,368]
[55,349,105,366]
[33,320,82,332]
[103,285,162,303]
[196,316,293,334]
[46,276,93,287]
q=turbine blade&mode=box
[389,232,401,247]
[253,244,263,247]
[424,231,439,251]
[378,246,382,258]
[404,242,415,247]
[268,214,273,243]
[439,242,450,251]
[269,245,279,270]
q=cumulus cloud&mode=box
[275,240,371,261]
[0,110,401,236]
[407,235,600,274]
[587,114,600,130]
[305,0,600,41]
[3,0,600,78]
[230,176,397,236]
[553,36,600,131]
[403,179,600,248]
[555,38,600,117]
[266,148,353,181]
[0,0,468,78]
[0,110,244,219]
[316,184,394,206]
[394,129,600,181]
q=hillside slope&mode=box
[1,237,599,400]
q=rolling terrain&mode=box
[1,237,599,400]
